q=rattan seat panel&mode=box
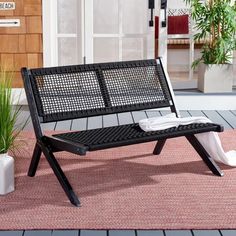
[52,123,221,151]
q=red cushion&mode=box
[168,15,189,34]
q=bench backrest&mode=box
[22,59,177,124]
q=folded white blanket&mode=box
[139,113,236,166]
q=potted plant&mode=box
[184,0,236,93]
[0,68,24,195]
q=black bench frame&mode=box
[21,58,224,207]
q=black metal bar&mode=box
[39,141,81,207]
[149,0,155,27]
[28,142,42,177]
[161,0,167,27]
[153,139,166,155]
[185,135,224,177]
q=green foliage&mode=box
[0,69,24,154]
[184,0,236,67]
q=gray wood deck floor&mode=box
[3,108,236,235]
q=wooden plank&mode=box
[24,231,52,236]
[188,110,206,117]
[160,110,191,118]
[41,122,57,131]
[137,230,164,236]
[145,110,161,118]
[192,230,221,236]
[160,110,189,117]
[165,230,192,236]
[71,118,88,131]
[87,116,103,129]
[220,230,236,236]
[131,111,147,123]
[15,106,33,131]
[54,120,72,131]
[202,110,232,130]
[217,110,236,129]
[159,110,172,116]
[230,110,236,117]
[109,230,135,236]
[117,112,134,125]
[179,110,191,117]
[52,230,78,236]
[80,230,107,236]
[103,114,119,127]
[0,231,23,236]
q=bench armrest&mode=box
[41,135,88,156]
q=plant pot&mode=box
[198,64,233,93]
[0,153,14,195]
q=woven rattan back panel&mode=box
[101,60,170,107]
[27,59,172,122]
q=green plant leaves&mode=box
[184,0,236,66]
[0,68,26,154]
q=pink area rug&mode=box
[1,130,236,230]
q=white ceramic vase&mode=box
[0,153,14,195]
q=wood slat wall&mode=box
[0,0,42,87]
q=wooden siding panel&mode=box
[14,54,28,69]
[12,72,24,87]
[24,4,42,16]
[27,54,40,68]
[0,35,19,53]
[18,35,26,53]
[38,53,43,66]
[26,16,42,33]
[0,0,42,87]
[24,0,41,4]
[0,54,14,70]
[13,0,25,16]
[26,34,41,53]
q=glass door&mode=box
[85,0,156,63]
[42,0,84,67]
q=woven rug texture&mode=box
[1,130,236,230]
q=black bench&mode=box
[21,58,224,207]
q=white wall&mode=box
[168,0,188,8]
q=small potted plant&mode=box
[184,0,236,93]
[0,68,24,195]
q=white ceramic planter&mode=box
[198,64,233,93]
[0,153,14,195]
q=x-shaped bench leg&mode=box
[153,139,166,155]
[185,134,224,177]
[28,142,42,177]
[39,142,81,207]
